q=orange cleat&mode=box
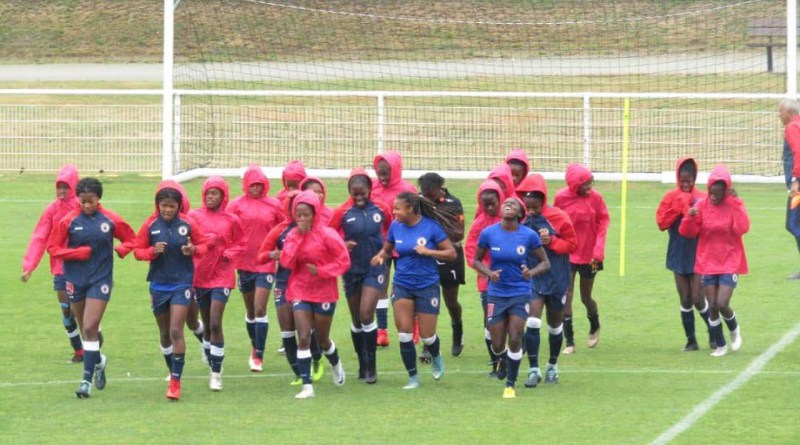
[166,377,181,401]
[377,329,390,347]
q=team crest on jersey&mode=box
[322,302,331,311]
[178,225,189,236]
[184,289,192,299]
[431,297,439,308]
[516,245,526,255]
[100,284,110,294]
[100,223,110,233]
[373,213,382,223]
[416,237,426,246]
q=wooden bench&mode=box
[747,19,798,72]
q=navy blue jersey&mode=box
[340,202,387,275]
[274,221,297,291]
[63,211,118,288]
[145,215,196,286]
[478,223,542,298]
[666,215,698,275]
[388,216,448,290]
[524,214,570,296]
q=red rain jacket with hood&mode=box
[474,163,517,219]
[517,174,578,257]
[553,163,610,264]
[188,176,248,289]
[679,165,749,275]
[228,164,284,273]
[23,164,80,276]
[465,180,504,293]
[279,191,351,303]
[656,158,706,274]
[299,176,333,226]
[372,151,417,208]
[505,149,530,185]
[277,160,307,211]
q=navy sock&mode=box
[711,321,727,347]
[210,342,224,373]
[364,328,377,372]
[245,319,256,349]
[310,331,322,361]
[506,351,522,387]
[67,328,82,352]
[298,351,312,384]
[548,330,563,365]
[525,327,540,368]
[427,335,441,358]
[376,307,388,330]
[563,316,575,345]
[282,336,300,377]
[351,329,365,372]
[681,308,696,341]
[723,314,738,332]
[588,312,600,334]
[255,319,268,359]
[171,353,185,381]
[399,341,418,377]
[324,344,340,366]
[83,350,99,382]
[163,352,174,371]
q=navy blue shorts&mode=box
[571,262,603,279]
[151,287,193,315]
[273,287,287,308]
[486,294,530,326]
[67,280,112,303]
[532,291,566,312]
[480,291,488,308]
[343,267,388,298]
[291,300,336,316]
[391,283,441,315]
[53,274,67,292]
[238,270,274,293]
[195,287,231,309]
[701,274,738,289]
[436,244,466,288]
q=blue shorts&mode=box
[391,283,441,315]
[486,294,530,326]
[343,268,388,298]
[195,287,231,309]
[273,287,287,309]
[531,292,566,312]
[701,274,738,289]
[238,270,274,293]
[66,280,112,303]
[151,287,193,316]
[571,262,603,279]
[291,300,336,316]
[53,274,67,292]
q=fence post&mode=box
[788,0,797,96]
[376,93,385,155]
[173,93,181,175]
[161,0,175,179]
[583,95,592,168]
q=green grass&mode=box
[1,173,798,444]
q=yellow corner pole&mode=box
[619,98,630,277]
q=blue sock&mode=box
[525,327,540,368]
[171,353,185,381]
[210,342,224,373]
[351,327,364,373]
[297,350,312,384]
[723,313,738,332]
[399,340,417,377]
[376,300,388,330]
[506,349,522,387]
[282,334,300,378]
[255,317,268,359]
[563,316,575,345]
[324,342,340,366]
[83,350,99,382]
[710,319,726,347]
[310,331,322,362]
[426,335,441,358]
[548,328,563,365]
[680,307,696,341]
[245,318,256,349]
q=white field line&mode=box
[648,322,800,445]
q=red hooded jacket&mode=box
[474,163,517,219]
[299,176,333,226]
[656,158,706,231]
[277,160,307,212]
[372,151,417,208]
[516,174,578,256]
[188,177,248,289]
[279,191,351,303]
[465,180,504,293]
[330,168,393,236]
[227,164,284,273]
[679,165,749,275]
[23,164,79,276]
[505,149,530,186]
[553,163,610,264]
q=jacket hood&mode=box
[565,163,593,194]
[707,165,732,190]
[242,163,270,197]
[282,160,307,188]
[505,149,530,178]
[516,173,548,207]
[55,164,79,201]
[299,176,328,205]
[154,180,190,214]
[487,163,515,199]
[201,176,230,211]
[373,150,404,188]
[292,190,323,227]
[348,167,373,191]
[476,179,504,213]
[675,157,698,189]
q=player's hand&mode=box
[306,263,318,275]
[688,206,698,217]
[521,264,533,280]
[21,271,32,283]
[370,253,385,267]
[345,240,358,251]
[488,269,502,283]
[538,228,551,245]
[153,241,167,256]
[414,245,430,256]
[269,249,281,260]
[590,259,600,272]
[181,241,195,256]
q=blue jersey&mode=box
[341,201,387,275]
[388,216,448,290]
[63,211,118,288]
[145,215,196,287]
[274,222,296,291]
[524,214,570,296]
[478,223,542,298]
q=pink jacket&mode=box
[679,166,749,275]
[505,149,531,186]
[227,164,284,273]
[474,163,517,219]
[22,164,80,276]
[280,191,351,303]
[465,180,504,293]
[372,151,417,207]
[553,163,610,264]
[188,177,248,289]
[299,176,333,226]
[277,160,307,212]
[656,158,706,231]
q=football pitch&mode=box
[1,173,798,445]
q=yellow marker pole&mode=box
[619,98,630,277]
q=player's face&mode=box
[501,198,522,221]
[421,184,440,202]
[285,179,300,191]
[578,177,594,196]
[393,198,414,223]
[78,192,100,216]
[248,183,264,199]
[678,171,695,193]
[303,181,325,203]
[56,182,70,200]
[158,198,180,222]
[205,187,223,210]
[376,160,391,186]
[779,105,792,126]
[524,195,543,217]
[709,182,726,206]
[349,182,370,208]
[509,163,525,186]
[480,191,500,217]
[295,203,315,228]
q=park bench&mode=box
[747,18,799,72]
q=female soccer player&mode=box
[465,180,504,375]
[656,158,713,351]
[517,174,577,387]
[371,192,457,389]
[679,165,749,357]
[188,176,247,390]
[553,163,610,354]
[47,177,136,398]
[372,151,418,346]
[505,149,530,187]
[472,197,550,399]
[277,160,307,211]
[228,163,284,372]
[133,181,206,400]
[330,169,392,383]
[22,164,84,362]
[299,176,333,225]
[280,190,351,399]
